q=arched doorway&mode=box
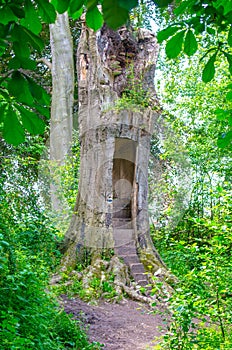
[112,138,137,227]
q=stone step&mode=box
[114,205,130,209]
[129,263,146,275]
[113,219,132,229]
[131,273,148,282]
[113,212,131,219]
[115,245,137,255]
[137,279,149,287]
[113,229,134,245]
[113,227,149,287]
[119,255,141,265]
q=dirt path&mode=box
[61,295,168,350]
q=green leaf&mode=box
[157,26,182,43]
[174,0,194,16]
[26,77,50,106]
[184,29,198,56]
[0,6,17,25]
[22,27,44,52]
[215,108,231,120]
[152,0,173,7]
[9,57,36,70]
[16,105,45,135]
[21,0,42,35]
[37,0,56,23]
[20,58,37,70]
[8,57,21,69]
[13,41,30,59]
[3,106,25,145]
[11,25,30,58]
[217,130,232,148]
[213,0,232,16]
[207,27,216,35]
[224,53,232,75]
[202,53,217,83]
[226,90,232,101]
[68,7,83,19]
[8,72,34,106]
[0,103,7,123]
[118,0,138,11]
[86,0,98,10]
[34,103,50,118]
[0,39,7,56]
[8,3,25,18]
[11,25,44,57]
[228,25,232,47]
[52,0,70,14]
[69,0,85,14]
[102,0,129,30]
[86,6,103,31]
[165,30,185,59]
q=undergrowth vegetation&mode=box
[0,141,100,350]
[51,263,118,302]
[152,189,232,349]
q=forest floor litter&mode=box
[61,294,168,350]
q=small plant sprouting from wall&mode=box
[114,64,155,111]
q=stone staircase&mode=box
[112,197,149,287]
[113,228,149,287]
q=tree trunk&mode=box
[49,13,74,212]
[62,22,166,285]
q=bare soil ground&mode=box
[61,295,168,350]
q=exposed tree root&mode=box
[51,255,176,305]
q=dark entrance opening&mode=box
[112,139,137,227]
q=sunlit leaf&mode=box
[86,6,103,31]
[215,108,231,120]
[37,0,56,23]
[213,0,232,16]
[226,90,232,101]
[69,7,83,19]
[174,0,193,16]
[21,0,42,35]
[165,30,185,59]
[3,106,25,145]
[52,0,70,14]
[157,26,182,43]
[184,29,198,56]
[202,53,217,83]
[217,130,232,148]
